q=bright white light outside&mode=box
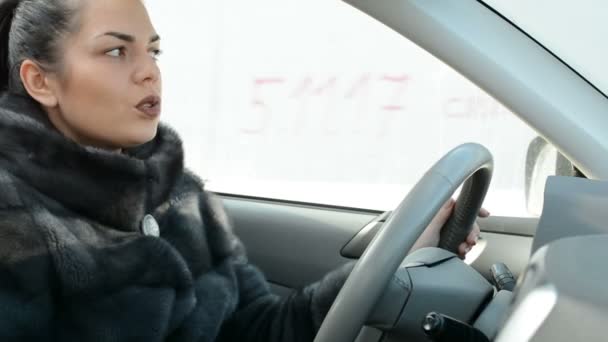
[146,0,543,217]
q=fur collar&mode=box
[0,92,185,232]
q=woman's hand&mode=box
[409,199,490,258]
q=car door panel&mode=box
[223,196,375,289]
[222,195,535,294]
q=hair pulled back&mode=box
[0,0,79,94]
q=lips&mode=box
[136,95,161,118]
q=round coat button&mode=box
[141,214,160,237]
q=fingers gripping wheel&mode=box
[438,167,492,253]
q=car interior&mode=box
[198,0,608,341]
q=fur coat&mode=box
[0,92,352,341]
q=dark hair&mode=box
[0,0,80,94]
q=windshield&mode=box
[483,0,608,96]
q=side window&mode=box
[147,0,567,218]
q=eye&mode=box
[105,47,125,58]
[149,49,163,60]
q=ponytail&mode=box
[0,0,19,92]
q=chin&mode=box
[121,125,159,148]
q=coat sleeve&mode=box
[0,208,55,341]
[201,192,355,342]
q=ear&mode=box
[20,59,59,107]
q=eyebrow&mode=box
[98,32,160,43]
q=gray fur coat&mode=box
[0,92,352,341]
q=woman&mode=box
[0,0,482,341]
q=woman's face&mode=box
[47,0,162,150]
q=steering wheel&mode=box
[314,143,493,342]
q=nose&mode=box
[133,54,161,86]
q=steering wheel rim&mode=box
[314,143,493,342]
[438,161,493,253]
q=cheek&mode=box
[58,58,136,131]
[61,60,129,114]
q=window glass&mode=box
[147,0,546,217]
